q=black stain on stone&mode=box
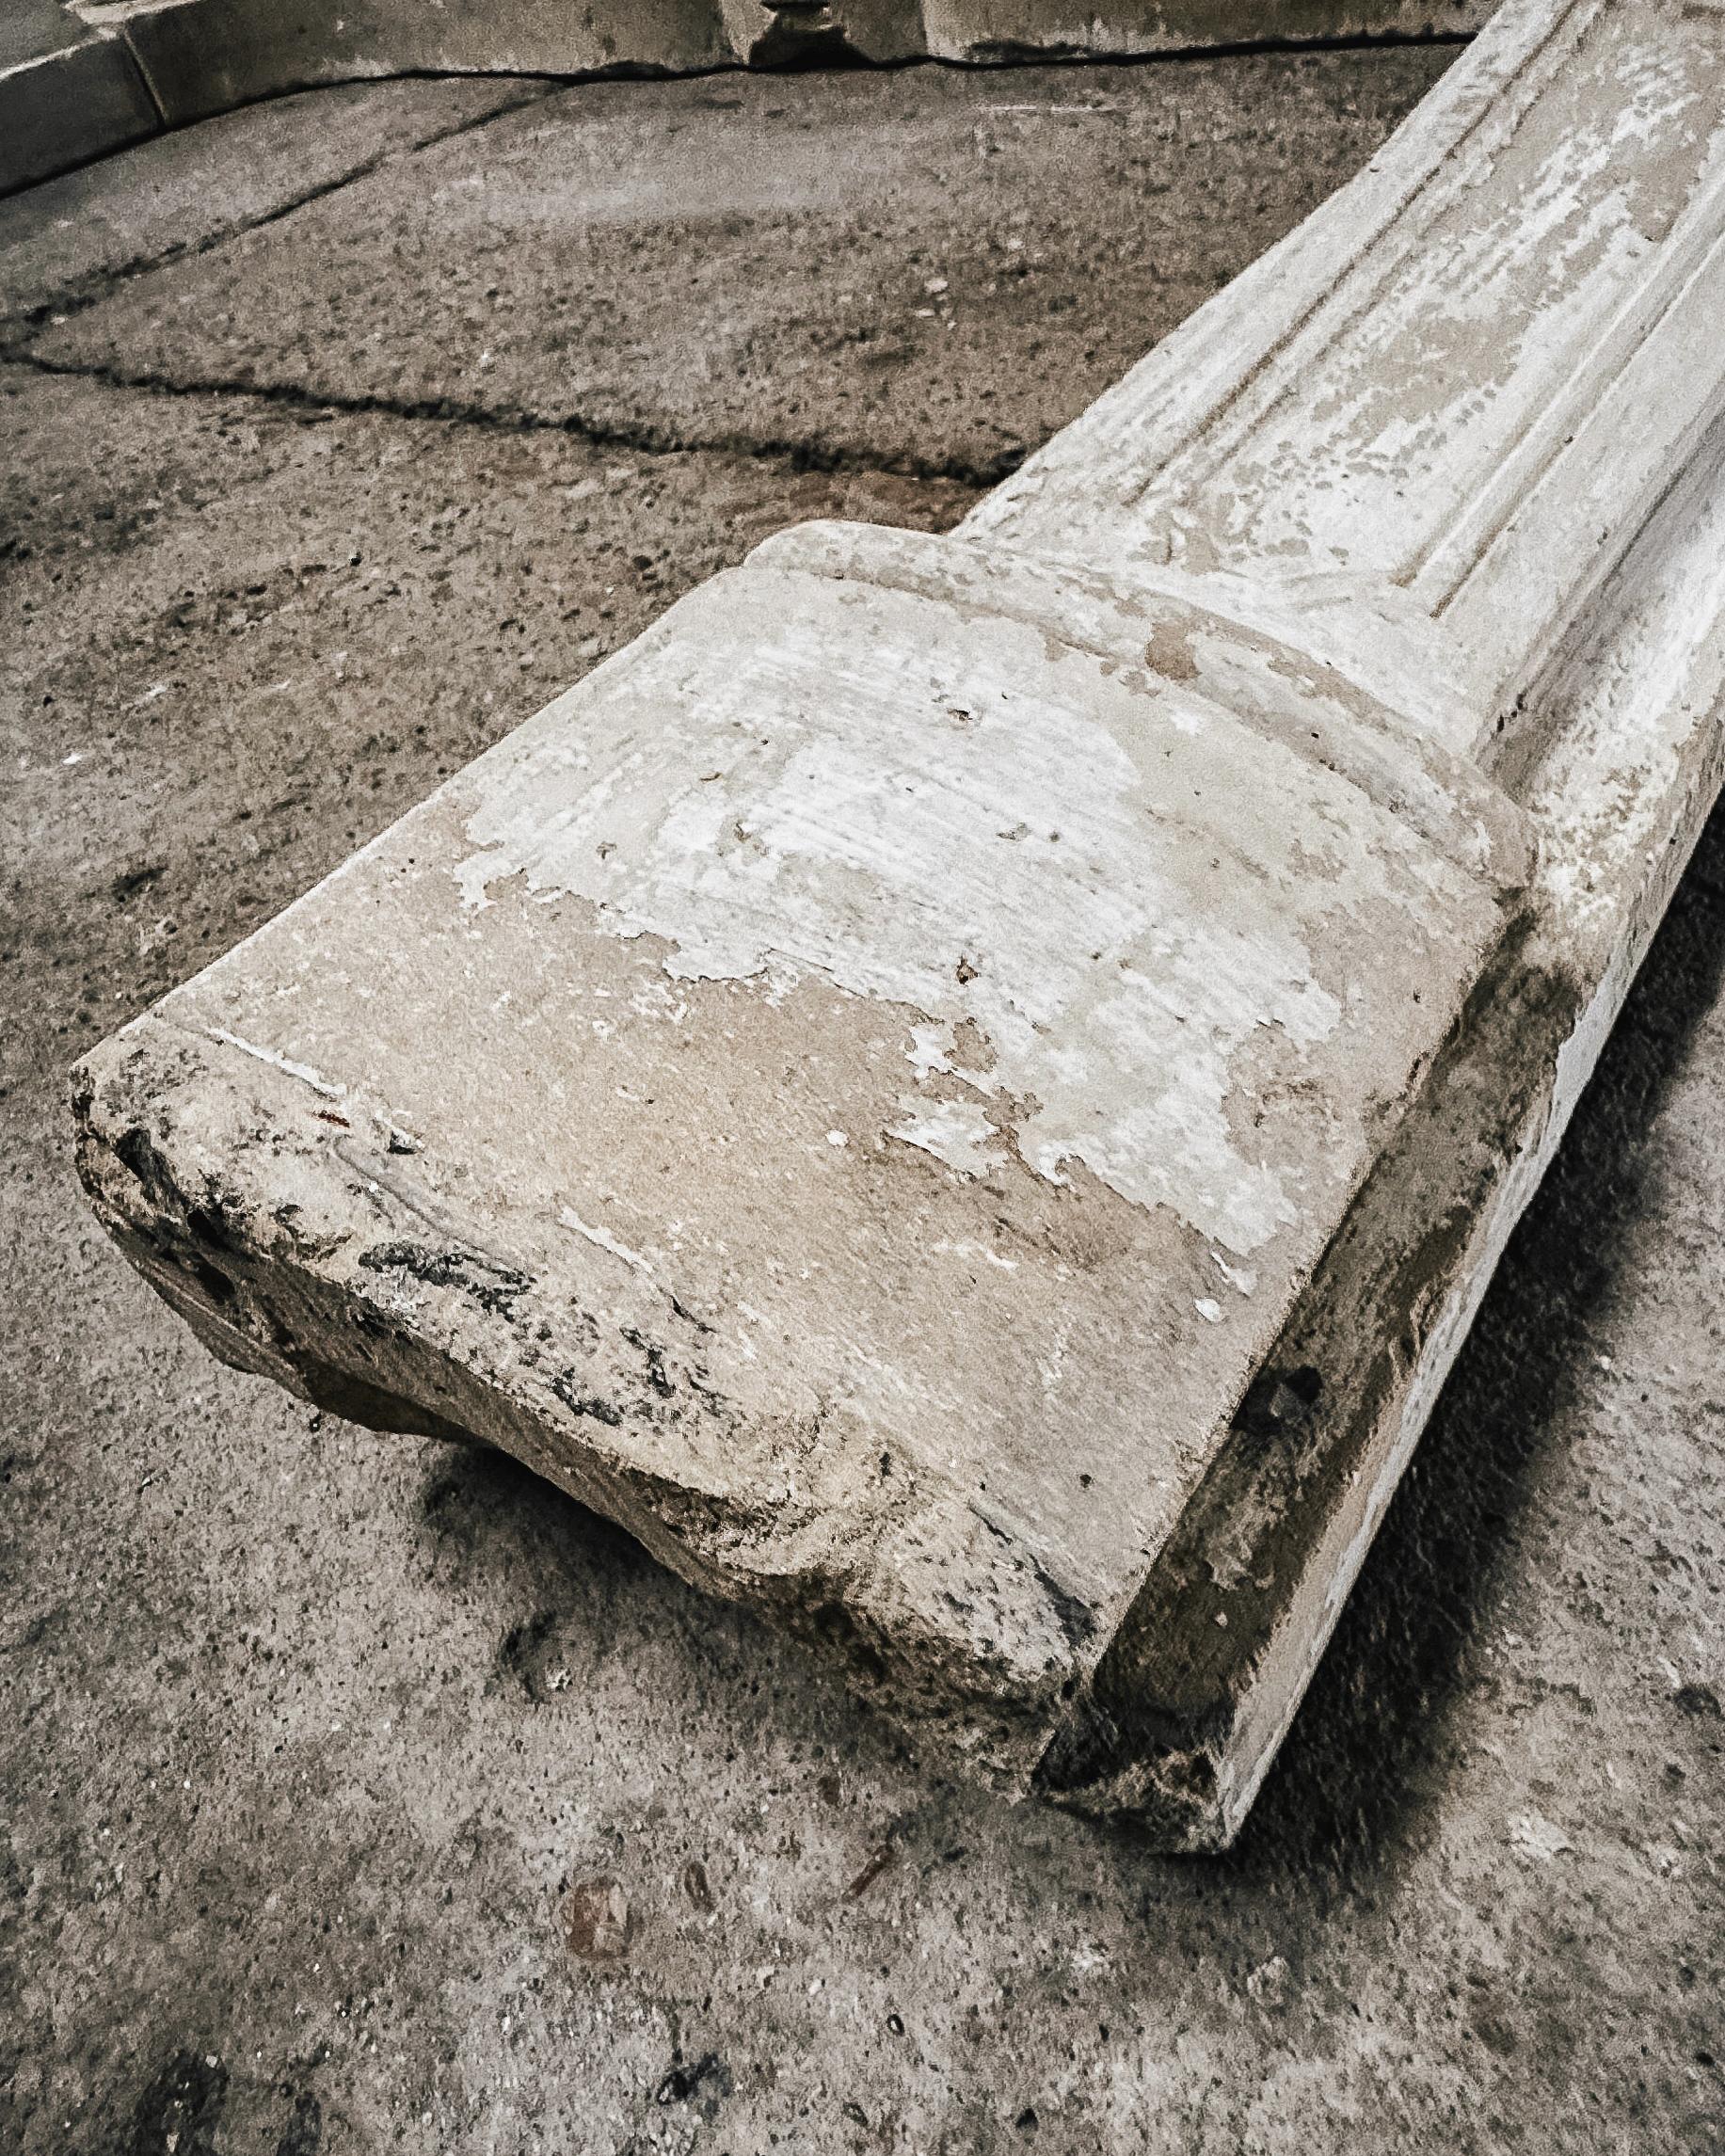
[1229,1364,1323,1449]
[621,1326,675,1397]
[654,2052,730,2108]
[359,1238,529,1317]
[551,1370,623,1424]
[122,2048,229,2156]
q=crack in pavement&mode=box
[5,79,566,335]
[3,31,1475,491]
[0,348,1013,490]
[942,25,1473,66]
[6,25,1474,327]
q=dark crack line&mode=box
[2,27,1475,343]
[0,346,1012,489]
[922,25,1474,68]
[4,79,565,337]
[2,25,1474,476]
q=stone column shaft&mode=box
[73,0,1725,1845]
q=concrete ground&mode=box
[1,45,1720,2156]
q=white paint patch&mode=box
[450,569,1481,1254]
[887,1098,1004,1178]
[1210,1251,1258,1295]
[558,1206,653,1277]
[207,1028,345,1101]
[930,1239,1019,1270]
[906,1021,953,1079]
[454,849,514,911]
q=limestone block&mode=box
[72,0,1725,1844]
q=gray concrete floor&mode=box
[1,47,1720,2156]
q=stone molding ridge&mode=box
[70,0,1725,1845]
[970,0,1725,743]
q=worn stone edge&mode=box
[1034,433,1725,1847]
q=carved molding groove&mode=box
[72,0,1725,1846]
[5,0,1489,194]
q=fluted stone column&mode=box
[73,0,1725,1845]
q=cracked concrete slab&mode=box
[18,48,1451,477]
[0,74,557,330]
[3,45,1723,2156]
[0,365,977,1008]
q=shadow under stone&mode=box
[1230,793,1725,1886]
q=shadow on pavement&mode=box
[1232,793,1725,1888]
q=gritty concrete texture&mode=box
[23,48,1456,477]
[0,74,560,329]
[2,48,1722,2156]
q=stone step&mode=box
[0,2,156,195]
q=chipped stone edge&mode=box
[1033,424,1725,1847]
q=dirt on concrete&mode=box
[1,46,1720,2156]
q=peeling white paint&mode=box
[886,1098,1005,1178]
[206,1028,345,1101]
[451,559,1490,1256]
[930,1239,1019,1271]
[557,1206,653,1278]
[454,849,511,911]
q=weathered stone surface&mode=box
[1039,432,1725,1839]
[71,0,1725,1843]
[967,0,1725,1838]
[73,520,1527,1779]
